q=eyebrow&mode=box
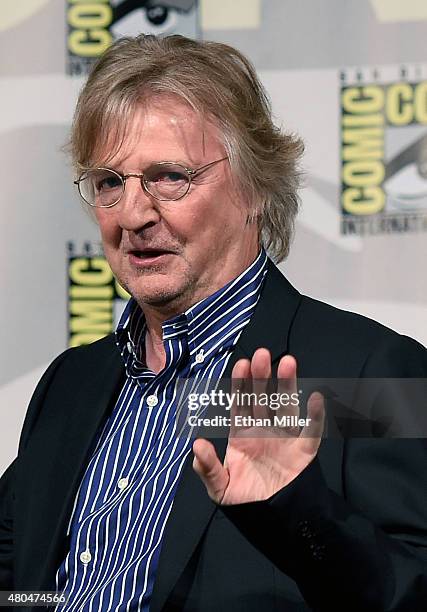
[99,159,202,172]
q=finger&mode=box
[277,353,297,381]
[231,358,251,380]
[277,355,299,425]
[192,438,229,503]
[230,359,251,435]
[250,347,272,379]
[300,392,325,453]
[277,354,298,399]
[251,348,271,421]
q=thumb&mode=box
[192,438,229,504]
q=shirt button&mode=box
[118,477,129,491]
[147,394,158,407]
[126,341,133,353]
[80,550,92,565]
[195,350,205,364]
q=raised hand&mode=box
[192,348,325,505]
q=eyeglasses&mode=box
[74,157,228,207]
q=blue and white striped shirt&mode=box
[56,249,268,611]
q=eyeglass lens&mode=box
[79,164,191,206]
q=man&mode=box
[0,34,426,611]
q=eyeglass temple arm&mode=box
[189,156,228,176]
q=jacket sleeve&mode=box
[0,348,75,591]
[0,461,15,590]
[222,333,427,612]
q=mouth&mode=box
[128,249,175,265]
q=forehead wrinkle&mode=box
[90,116,135,169]
[93,96,222,170]
[146,101,212,165]
[201,129,206,158]
[137,95,221,164]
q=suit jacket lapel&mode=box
[226,261,302,370]
[150,261,303,612]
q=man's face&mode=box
[94,97,259,314]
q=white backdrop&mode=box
[1,0,426,474]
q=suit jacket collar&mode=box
[224,260,302,372]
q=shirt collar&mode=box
[116,248,268,368]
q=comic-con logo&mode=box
[340,65,427,235]
[66,0,198,76]
[67,241,130,347]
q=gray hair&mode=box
[70,34,304,262]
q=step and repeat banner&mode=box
[1,0,427,471]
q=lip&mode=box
[127,249,174,267]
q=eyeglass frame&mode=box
[74,156,229,207]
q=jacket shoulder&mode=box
[19,334,121,451]
[65,332,118,362]
[290,294,426,376]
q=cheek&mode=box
[96,211,121,245]
[189,189,240,233]
[195,202,245,243]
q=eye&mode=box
[153,170,186,183]
[146,165,188,185]
[109,3,198,52]
[144,164,190,199]
[92,171,122,192]
[110,6,179,38]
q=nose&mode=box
[116,176,161,231]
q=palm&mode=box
[220,436,311,504]
[193,349,324,505]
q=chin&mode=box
[123,271,198,312]
[140,292,180,307]
[129,283,186,309]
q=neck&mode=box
[144,318,166,373]
[141,246,262,373]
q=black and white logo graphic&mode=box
[110,0,198,38]
[67,0,199,76]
